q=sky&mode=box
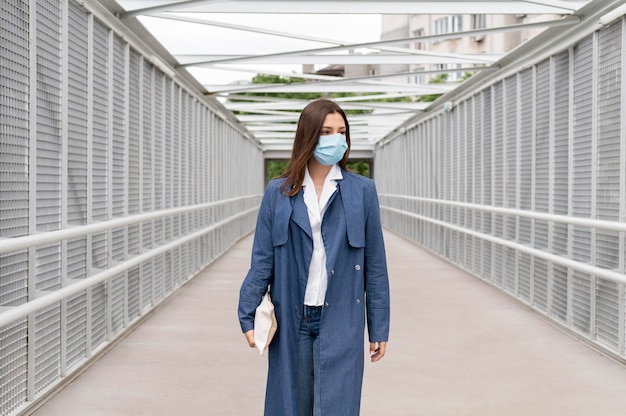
[138,13,382,84]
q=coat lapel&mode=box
[291,190,312,240]
[336,175,365,248]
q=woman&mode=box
[238,98,390,416]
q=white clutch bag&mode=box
[254,289,278,355]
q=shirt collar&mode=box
[303,164,343,187]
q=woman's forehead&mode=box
[322,112,345,127]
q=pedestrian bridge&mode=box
[24,232,626,415]
[3,1,626,416]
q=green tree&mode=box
[267,161,288,181]
[417,72,473,102]
[347,161,370,177]
[266,160,370,181]
[238,74,386,179]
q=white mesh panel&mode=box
[67,0,89,226]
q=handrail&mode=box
[0,195,262,255]
[381,205,626,285]
[0,207,258,328]
[379,194,626,232]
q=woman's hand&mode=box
[244,330,255,348]
[370,342,387,362]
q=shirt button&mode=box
[356,299,361,304]
[331,270,335,275]
[355,264,361,271]
[325,302,330,307]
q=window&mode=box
[434,16,463,36]
[472,14,486,42]
[434,17,448,35]
[449,64,464,81]
[452,15,463,33]
[473,14,486,30]
[413,28,425,50]
[435,64,464,82]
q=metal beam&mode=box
[204,82,456,94]
[124,1,588,16]
[154,12,499,62]
[180,54,501,65]
[180,16,580,67]
[121,0,234,18]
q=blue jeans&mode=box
[297,305,322,416]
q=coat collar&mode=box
[271,170,365,248]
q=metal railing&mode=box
[375,11,626,362]
[0,196,261,328]
[0,1,265,415]
[0,196,261,416]
[381,194,626,284]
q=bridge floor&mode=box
[32,231,626,416]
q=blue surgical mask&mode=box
[313,133,348,166]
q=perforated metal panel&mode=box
[67,0,89,226]
[516,71,532,246]
[552,50,570,256]
[90,285,106,351]
[111,274,125,335]
[34,303,61,394]
[533,258,548,312]
[0,0,29,241]
[128,266,141,319]
[128,50,141,218]
[596,278,619,349]
[92,18,109,223]
[572,35,593,219]
[65,290,87,369]
[142,63,154,251]
[112,35,126,220]
[571,36,593,265]
[0,320,28,415]
[0,1,263,412]
[596,22,621,273]
[36,0,62,234]
[375,18,626,362]
[551,264,569,323]
[35,243,61,291]
[518,252,531,302]
[141,259,153,310]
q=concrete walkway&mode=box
[32,231,626,416]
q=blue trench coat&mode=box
[238,170,390,416]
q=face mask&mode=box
[313,133,348,166]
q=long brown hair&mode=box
[279,99,351,196]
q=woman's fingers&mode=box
[369,342,387,362]
[244,330,256,348]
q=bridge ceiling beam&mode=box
[121,1,588,18]
[111,0,596,155]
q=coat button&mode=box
[356,299,361,304]
[331,269,335,275]
[355,264,361,271]
[325,302,330,307]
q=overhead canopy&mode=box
[109,0,592,157]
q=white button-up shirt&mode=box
[302,164,343,306]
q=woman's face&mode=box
[320,112,346,137]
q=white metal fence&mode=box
[375,16,626,362]
[0,1,264,415]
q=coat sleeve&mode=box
[364,181,390,342]
[238,183,276,333]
